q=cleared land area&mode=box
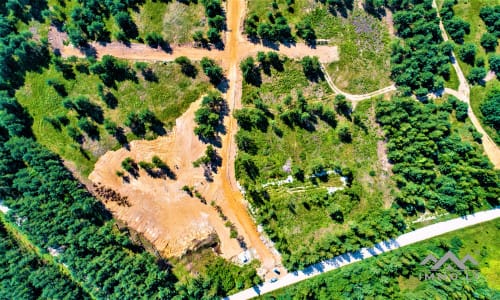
[89,99,243,259]
[132,0,207,45]
[246,0,392,93]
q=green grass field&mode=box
[261,218,500,298]
[16,59,210,176]
[238,58,398,267]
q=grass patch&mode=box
[444,64,460,90]
[16,59,210,177]
[246,1,392,93]
[131,0,207,44]
[247,0,318,26]
[311,9,392,93]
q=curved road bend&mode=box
[225,207,500,300]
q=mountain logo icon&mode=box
[420,251,478,270]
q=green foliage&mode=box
[194,91,225,139]
[489,55,500,75]
[480,32,498,52]
[263,220,500,299]
[441,0,470,44]
[458,43,477,65]
[89,55,137,87]
[301,56,321,81]
[176,256,261,299]
[200,57,224,85]
[376,97,499,215]
[0,221,90,299]
[245,9,293,43]
[390,1,451,94]
[338,125,352,143]
[241,57,262,86]
[480,88,500,135]
[479,5,500,37]
[295,20,316,44]
[467,67,486,85]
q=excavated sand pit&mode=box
[89,99,242,258]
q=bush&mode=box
[480,89,500,131]
[489,54,500,76]
[466,67,486,85]
[301,56,321,81]
[174,56,198,78]
[240,57,261,85]
[145,32,163,48]
[480,32,498,52]
[338,125,352,143]
[458,43,476,65]
[200,57,224,85]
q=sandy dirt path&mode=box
[433,0,499,169]
[206,0,284,278]
[48,28,338,66]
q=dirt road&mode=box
[48,29,338,67]
[81,0,335,278]
[434,0,499,169]
[206,0,283,277]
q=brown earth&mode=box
[85,0,316,279]
[89,100,243,258]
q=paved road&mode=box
[225,207,500,299]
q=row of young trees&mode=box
[0,221,90,299]
[55,0,145,45]
[480,88,500,143]
[440,0,470,44]
[194,91,226,139]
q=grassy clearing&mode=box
[317,10,392,94]
[131,0,207,44]
[451,0,500,76]
[239,58,398,266]
[247,0,318,26]
[16,59,210,176]
[246,1,392,94]
[470,79,500,145]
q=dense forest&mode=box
[389,0,452,96]
[0,220,90,299]
[376,97,499,215]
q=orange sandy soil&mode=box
[75,0,340,279]
[89,100,243,259]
